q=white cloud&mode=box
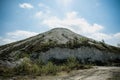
[19,3,33,9]
[84,32,120,46]
[7,30,38,39]
[0,30,38,45]
[0,37,15,45]
[66,11,77,19]
[105,33,120,46]
[56,0,73,6]
[35,11,44,18]
[90,33,112,41]
[114,33,120,38]
[38,3,50,10]
[35,3,51,19]
[35,11,51,20]
[3,39,15,43]
[43,11,103,34]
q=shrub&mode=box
[65,57,92,70]
[40,62,58,75]
[66,57,78,69]
[14,58,40,75]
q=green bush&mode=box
[66,57,78,69]
[40,62,58,75]
[14,58,40,75]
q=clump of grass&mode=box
[66,57,78,68]
[40,62,59,75]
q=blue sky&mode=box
[0,0,120,46]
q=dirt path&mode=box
[60,66,120,80]
[38,66,120,80]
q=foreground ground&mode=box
[1,66,120,80]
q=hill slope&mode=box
[0,28,120,67]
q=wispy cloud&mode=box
[0,30,38,45]
[34,3,51,19]
[43,11,103,34]
[0,37,15,45]
[38,3,50,10]
[56,0,73,7]
[35,11,44,18]
[7,30,38,38]
[35,11,51,20]
[19,3,34,9]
